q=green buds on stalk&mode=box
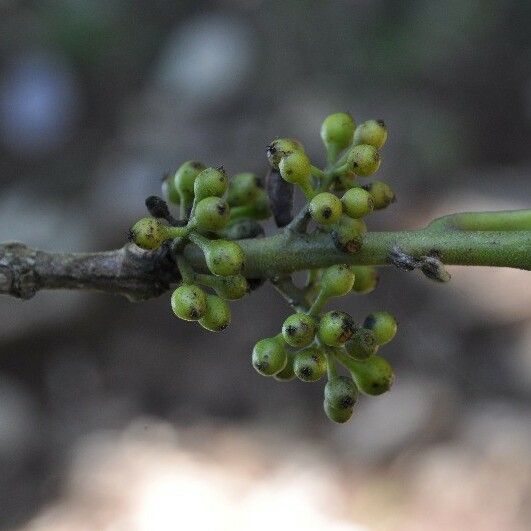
[266,138,304,169]
[199,294,231,332]
[346,144,381,176]
[274,351,296,381]
[207,274,249,300]
[293,347,327,382]
[323,400,354,423]
[309,192,343,225]
[348,355,394,396]
[281,313,316,348]
[353,119,388,149]
[351,266,379,294]
[129,217,169,250]
[341,187,374,219]
[194,167,228,201]
[320,112,355,163]
[364,181,395,210]
[229,190,271,222]
[324,376,358,410]
[278,151,314,198]
[318,311,355,347]
[171,284,207,321]
[190,235,245,277]
[320,264,355,297]
[193,197,230,231]
[252,336,288,376]
[363,311,397,345]
[227,172,261,206]
[174,160,206,204]
[345,328,378,360]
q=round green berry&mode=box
[281,313,316,348]
[266,138,304,169]
[309,192,343,225]
[345,328,378,360]
[252,336,288,376]
[331,217,364,254]
[194,167,229,201]
[171,283,207,321]
[278,151,312,186]
[227,172,261,206]
[202,240,245,277]
[348,355,394,396]
[346,144,380,176]
[351,266,379,294]
[318,311,355,347]
[320,112,355,150]
[274,351,296,381]
[129,217,168,250]
[363,311,397,345]
[324,376,359,410]
[174,161,206,204]
[293,347,327,382]
[162,173,180,204]
[364,181,395,210]
[353,119,388,149]
[193,197,230,231]
[211,274,249,300]
[341,187,374,219]
[199,294,231,332]
[323,400,354,423]
[320,264,355,298]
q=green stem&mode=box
[310,165,326,179]
[176,256,195,283]
[427,209,531,232]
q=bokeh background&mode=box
[1,1,530,530]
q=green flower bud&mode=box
[229,189,271,222]
[345,328,378,360]
[293,347,327,382]
[174,161,206,204]
[162,173,180,204]
[274,351,296,381]
[324,375,359,410]
[281,313,316,348]
[194,167,229,201]
[364,181,395,210]
[199,294,231,332]
[323,400,354,423]
[171,283,207,321]
[309,192,343,225]
[210,274,249,300]
[351,266,379,294]
[203,240,245,277]
[318,311,355,347]
[320,112,355,150]
[278,151,312,188]
[266,138,304,169]
[193,197,230,231]
[346,145,380,176]
[227,172,261,206]
[320,264,355,298]
[348,355,394,396]
[331,217,364,253]
[252,336,288,376]
[353,119,388,150]
[363,311,397,345]
[341,187,374,219]
[129,217,169,250]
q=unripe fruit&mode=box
[320,264,355,298]
[363,311,397,345]
[353,119,388,149]
[274,351,296,381]
[227,172,261,206]
[324,376,359,410]
[348,355,394,396]
[364,181,395,210]
[345,328,378,360]
[193,197,230,231]
[323,400,354,423]
[341,187,374,219]
[171,284,207,321]
[211,274,249,300]
[252,336,288,376]
[162,173,180,204]
[346,144,380,176]
[194,167,229,201]
[351,266,379,294]
[199,294,231,332]
[331,217,364,254]
[293,347,327,382]
[320,112,355,150]
[266,138,304,169]
[309,192,343,225]
[229,189,271,222]
[278,151,312,186]
[203,240,245,277]
[281,313,316,348]
[129,217,168,250]
[318,311,355,347]
[174,161,206,203]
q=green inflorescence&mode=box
[128,112,398,423]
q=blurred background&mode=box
[0,1,530,529]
